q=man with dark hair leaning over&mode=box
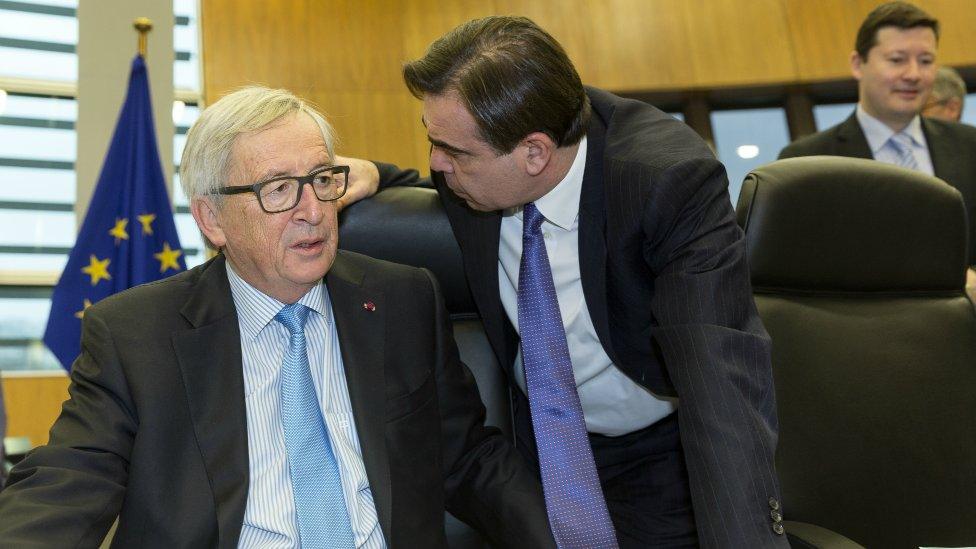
[779,1,976,287]
[0,85,554,548]
[342,15,787,549]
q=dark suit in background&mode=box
[379,87,786,548]
[0,253,552,548]
[779,113,976,264]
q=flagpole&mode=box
[134,17,152,57]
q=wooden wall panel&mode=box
[918,0,976,67]
[310,91,426,171]
[2,374,70,448]
[548,0,699,91]
[786,0,976,82]
[306,0,408,93]
[680,0,797,88]
[400,0,502,60]
[784,0,864,82]
[201,0,313,99]
[201,0,976,173]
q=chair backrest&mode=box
[338,186,505,549]
[736,156,976,549]
[338,186,510,435]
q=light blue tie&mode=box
[889,132,920,171]
[517,202,618,549]
[276,303,355,548]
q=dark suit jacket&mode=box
[779,113,976,264]
[0,252,552,548]
[379,87,787,548]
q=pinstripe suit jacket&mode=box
[382,87,788,548]
[0,253,553,548]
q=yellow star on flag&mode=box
[81,255,112,286]
[108,218,129,244]
[154,242,183,273]
[74,298,93,319]
[137,213,156,235]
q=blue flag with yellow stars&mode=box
[43,54,186,370]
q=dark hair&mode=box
[855,1,939,59]
[403,16,590,154]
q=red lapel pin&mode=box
[363,301,376,312]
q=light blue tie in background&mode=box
[276,303,356,548]
[517,202,618,549]
[889,132,920,171]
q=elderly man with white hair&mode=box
[0,86,553,549]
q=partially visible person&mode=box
[0,86,553,548]
[779,1,976,268]
[923,66,966,122]
[343,15,787,549]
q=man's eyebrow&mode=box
[421,115,471,155]
[427,136,470,156]
[254,161,329,182]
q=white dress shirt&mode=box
[856,104,935,176]
[498,137,678,437]
[226,264,385,548]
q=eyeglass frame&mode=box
[213,164,350,213]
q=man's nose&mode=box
[903,60,922,81]
[293,182,325,223]
[429,147,454,174]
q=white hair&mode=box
[179,86,336,250]
[931,66,966,103]
[180,85,336,202]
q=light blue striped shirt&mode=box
[226,263,385,548]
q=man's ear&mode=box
[947,98,964,121]
[191,196,227,249]
[850,50,864,81]
[521,132,556,177]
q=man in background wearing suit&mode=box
[779,1,976,271]
[0,86,553,548]
[923,66,967,122]
[343,16,787,549]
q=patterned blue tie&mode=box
[889,132,920,171]
[517,202,619,548]
[276,303,355,548]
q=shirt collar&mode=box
[856,104,926,154]
[225,260,328,340]
[514,136,587,230]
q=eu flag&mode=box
[43,54,186,370]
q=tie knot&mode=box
[522,202,545,235]
[275,302,310,335]
[890,132,914,151]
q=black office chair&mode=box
[339,185,507,549]
[737,156,976,549]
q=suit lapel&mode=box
[578,107,615,360]
[923,117,955,181]
[325,253,392,537]
[434,174,515,372]
[172,256,249,547]
[836,114,874,159]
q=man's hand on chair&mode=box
[335,156,380,211]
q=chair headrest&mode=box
[736,156,967,293]
[338,186,475,315]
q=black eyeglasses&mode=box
[215,165,350,213]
